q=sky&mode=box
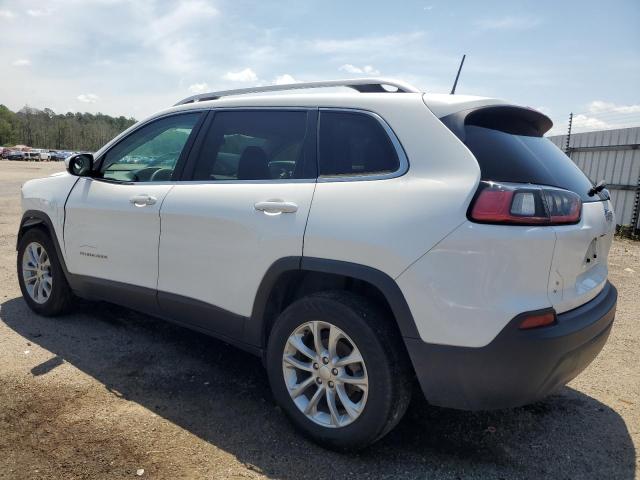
[0,0,638,134]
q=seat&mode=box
[237,146,271,180]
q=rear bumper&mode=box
[405,281,617,410]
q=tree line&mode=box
[0,104,137,152]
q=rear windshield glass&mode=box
[464,125,604,202]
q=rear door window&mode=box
[318,111,400,177]
[191,110,312,181]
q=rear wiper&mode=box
[588,180,607,197]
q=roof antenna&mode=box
[450,54,466,95]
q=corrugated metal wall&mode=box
[548,127,640,230]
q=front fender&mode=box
[19,173,78,268]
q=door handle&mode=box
[129,194,157,207]
[254,200,298,214]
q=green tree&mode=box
[0,105,137,151]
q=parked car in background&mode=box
[50,151,72,161]
[7,150,25,160]
[32,149,50,161]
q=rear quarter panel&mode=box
[397,221,557,347]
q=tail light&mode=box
[470,182,581,225]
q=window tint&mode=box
[101,113,201,182]
[464,126,602,202]
[192,110,309,181]
[318,111,400,177]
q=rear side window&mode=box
[464,126,599,202]
[318,111,399,177]
[192,110,310,181]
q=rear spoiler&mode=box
[440,105,553,140]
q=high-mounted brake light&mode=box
[470,182,581,225]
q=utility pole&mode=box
[564,112,573,155]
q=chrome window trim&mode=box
[317,107,409,183]
[96,106,409,185]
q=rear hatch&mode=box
[439,104,615,314]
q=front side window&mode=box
[192,110,309,181]
[100,112,202,182]
[318,111,400,177]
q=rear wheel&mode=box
[266,291,412,451]
[17,227,72,316]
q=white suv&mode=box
[17,78,617,450]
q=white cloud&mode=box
[158,40,197,74]
[12,59,31,67]
[587,100,640,114]
[223,68,258,82]
[274,74,297,85]
[188,83,210,94]
[572,114,611,130]
[0,9,15,18]
[142,1,219,74]
[339,64,380,75]
[147,0,218,42]
[475,16,540,30]
[77,94,100,103]
[313,32,424,54]
[27,8,52,17]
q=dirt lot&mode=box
[0,160,638,479]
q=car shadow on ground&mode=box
[1,296,636,479]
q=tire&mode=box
[266,290,413,451]
[17,227,73,316]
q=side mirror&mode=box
[65,153,94,176]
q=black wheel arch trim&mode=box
[246,256,421,348]
[17,210,71,278]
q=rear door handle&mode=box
[254,200,298,214]
[129,194,157,207]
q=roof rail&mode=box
[174,78,421,106]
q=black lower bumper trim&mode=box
[406,282,617,410]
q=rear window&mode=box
[463,125,603,202]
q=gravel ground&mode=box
[0,160,638,479]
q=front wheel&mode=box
[266,291,412,451]
[17,227,72,316]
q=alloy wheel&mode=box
[282,320,368,428]
[22,241,53,304]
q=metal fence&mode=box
[547,126,640,234]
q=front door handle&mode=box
[129,194,157,207]
[254,200,298,214]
